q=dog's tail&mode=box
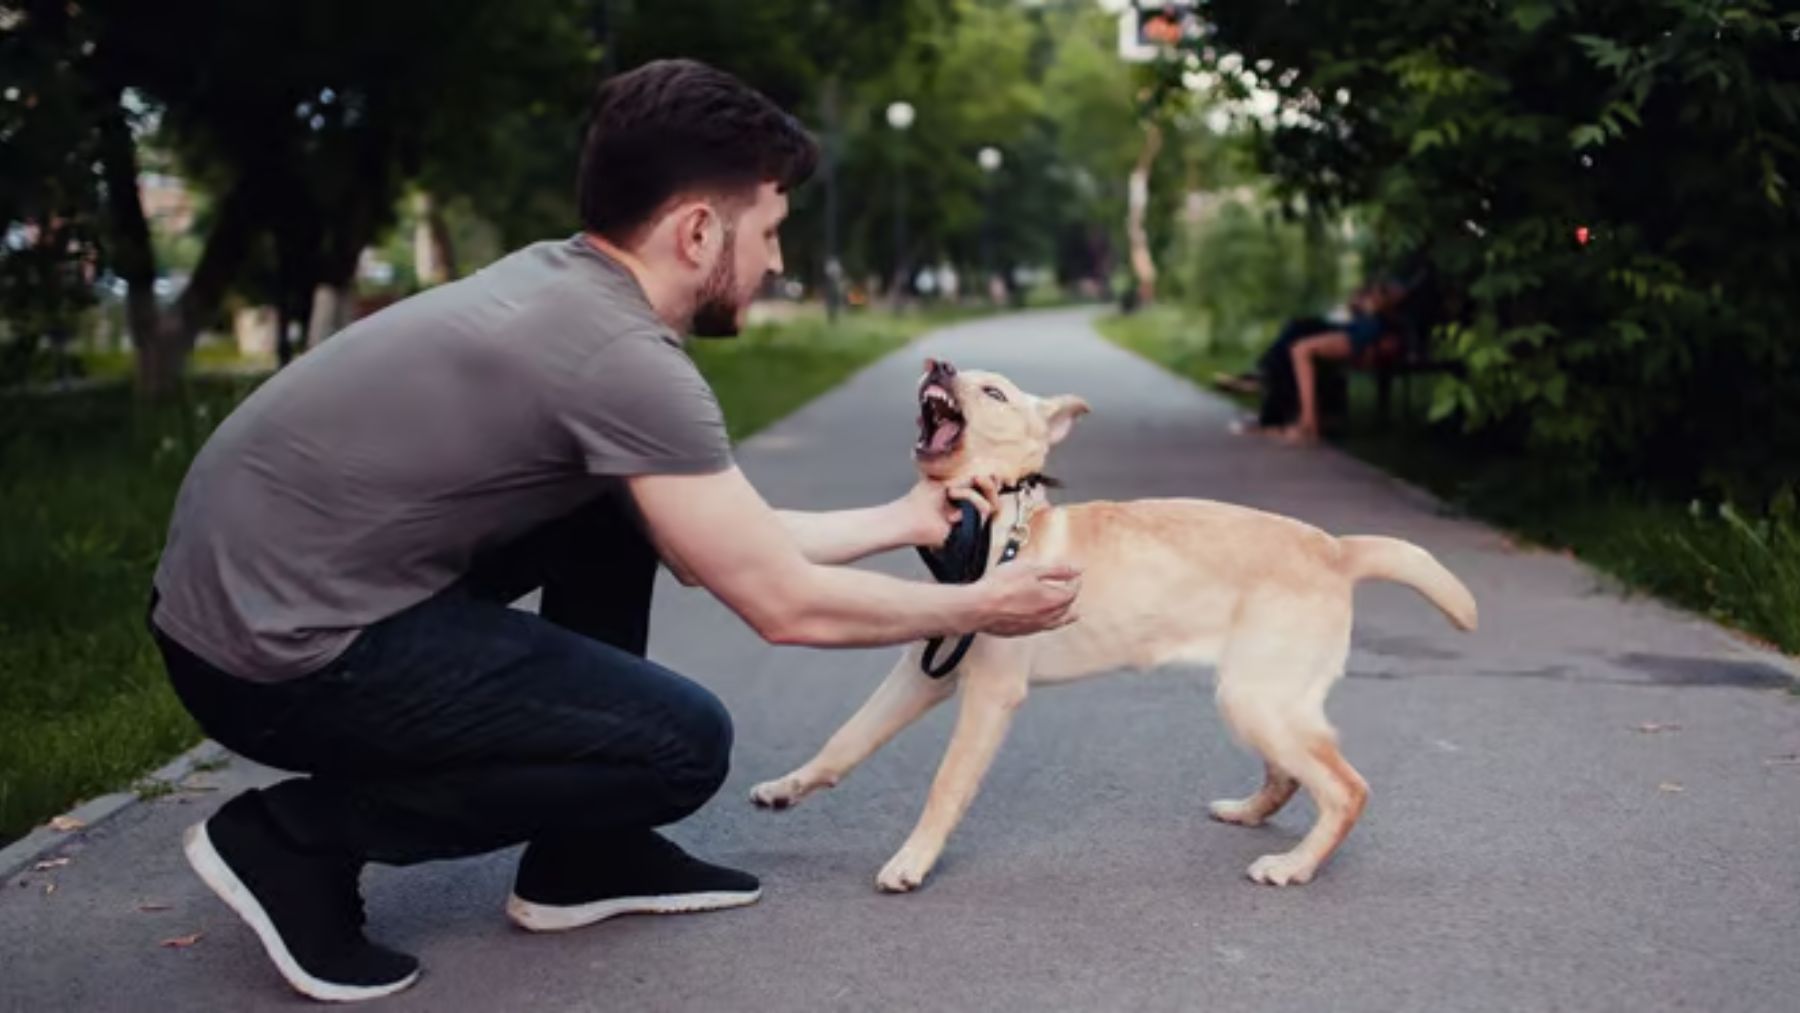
[1337,536,1478,632]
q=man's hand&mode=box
[898,475,1003,548]
[630,467,1072,648]
[971,561,1082,636]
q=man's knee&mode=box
[662,684,734,810]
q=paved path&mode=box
[5,308,1797,1012]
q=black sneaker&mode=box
[506,830,761,933]
[183,792,420,1002]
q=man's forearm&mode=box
[765,563,988,647]
[775,502,917,566]
[628,466,1057,647]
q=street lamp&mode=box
[887,101,915,304]
[977,146,1003,303]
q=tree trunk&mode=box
[95,96,174,395]
[306,283,352,346]
[275,290,303,366]
[289,185,387,353]
[413,192,446,286]
[135,333,188,397]
[1126,121,1164,308]
[271,203,322,366]
[99,93,262,397]
[173,180,257,337]
[136,177,261,386]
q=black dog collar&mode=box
[914,475,1052,678]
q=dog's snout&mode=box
[925,358,957,382]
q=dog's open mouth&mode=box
[915,382,964,459]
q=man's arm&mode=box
[627,467,1078,648]
[773,477,1000,566]
[773,503,916,566]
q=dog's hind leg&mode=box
[1210,616,1309,828]
[751,648,955,811]
[876,651,1029,893]
[1208,761,1299,827]
[1238,720,1368,886]
[1213,598,1366,886]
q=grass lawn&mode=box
[691,306,968,440]
[1099,305,1258,398]
[0,306,948,845]
[1096,309,1800,661]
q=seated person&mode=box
[1216,280,1405,444]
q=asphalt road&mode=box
[5,308,1796,1013]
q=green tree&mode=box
[1193,0,1800,499]
[0,1,104,386]
[59,0,597,393]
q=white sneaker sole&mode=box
[504,887,762,933]
[183,821,420,1003]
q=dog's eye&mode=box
[982,386,1008,402]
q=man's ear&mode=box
[671,201,720,269]
[1040,395,1091,445]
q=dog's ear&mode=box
[1039,395,1091,445]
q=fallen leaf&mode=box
[44,882,56,895]
[32,858,71,872]
[160,932,204,949]
[136,902,172,913]
[47,815,85,832]
[1635,722,1681,734]
[1658,781,1685,793]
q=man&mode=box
[149,59,1081,1003]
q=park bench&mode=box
[1324,271,1462,432]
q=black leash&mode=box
[914,476,1051,678]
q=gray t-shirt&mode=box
[152,235,731,682]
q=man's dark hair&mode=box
[578,59,819,243]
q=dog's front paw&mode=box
[876,845,935,894]
[1208,798,1268,827]
[1246,851,1318,887]
[750,775,810,811]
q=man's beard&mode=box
[691,230,743,339]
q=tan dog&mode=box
[751,358,1477,891]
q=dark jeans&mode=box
[1256,316,1338,428]
[150,488,733,867]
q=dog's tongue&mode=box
[928,420,961,453]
